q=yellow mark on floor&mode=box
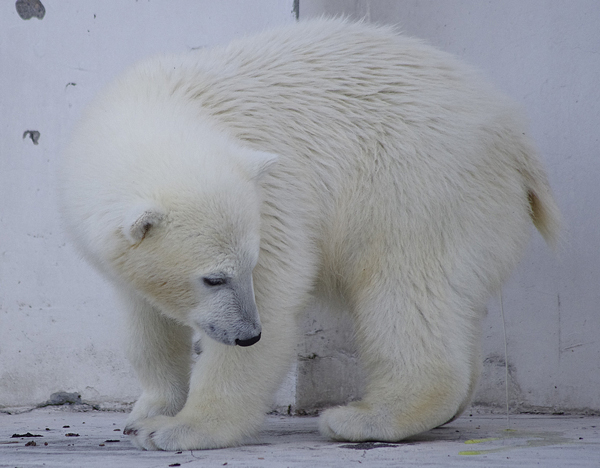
[458,429,572,456]
[464,437,500,444]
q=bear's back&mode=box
[171,18,503,164]
[138,19,515,216]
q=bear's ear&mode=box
[241,149,279,181]
[122,203,165,245]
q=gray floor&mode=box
[1,407,599,467]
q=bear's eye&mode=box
[202,276,228,287]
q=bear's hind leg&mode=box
[319,288,481,442]
[443,319,483,425]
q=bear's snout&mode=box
[235,333,261,347]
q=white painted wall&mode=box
[301,0,600,413]
[0,0,297,408]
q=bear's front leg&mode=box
[118,290,192,431]
[125,313,296,450]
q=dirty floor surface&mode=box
[1,407,599,467]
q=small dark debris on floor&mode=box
[339,442,400,450]
[11,433,43,438]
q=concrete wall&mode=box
[300,0,600,413]
[0,0,297,409]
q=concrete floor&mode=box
[1,407,599,467]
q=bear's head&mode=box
[111,145,277,347]
[60,85,278,347]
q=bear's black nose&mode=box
[235,333,261,347]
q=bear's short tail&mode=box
[521,152,562,250]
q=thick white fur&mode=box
[59,19,560,450]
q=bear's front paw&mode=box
[124,414,247,451]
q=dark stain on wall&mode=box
[23,130,41,145]
[15,0,45,20]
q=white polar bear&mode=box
[59,19,560,450]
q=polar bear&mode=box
[59,19,560,450]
